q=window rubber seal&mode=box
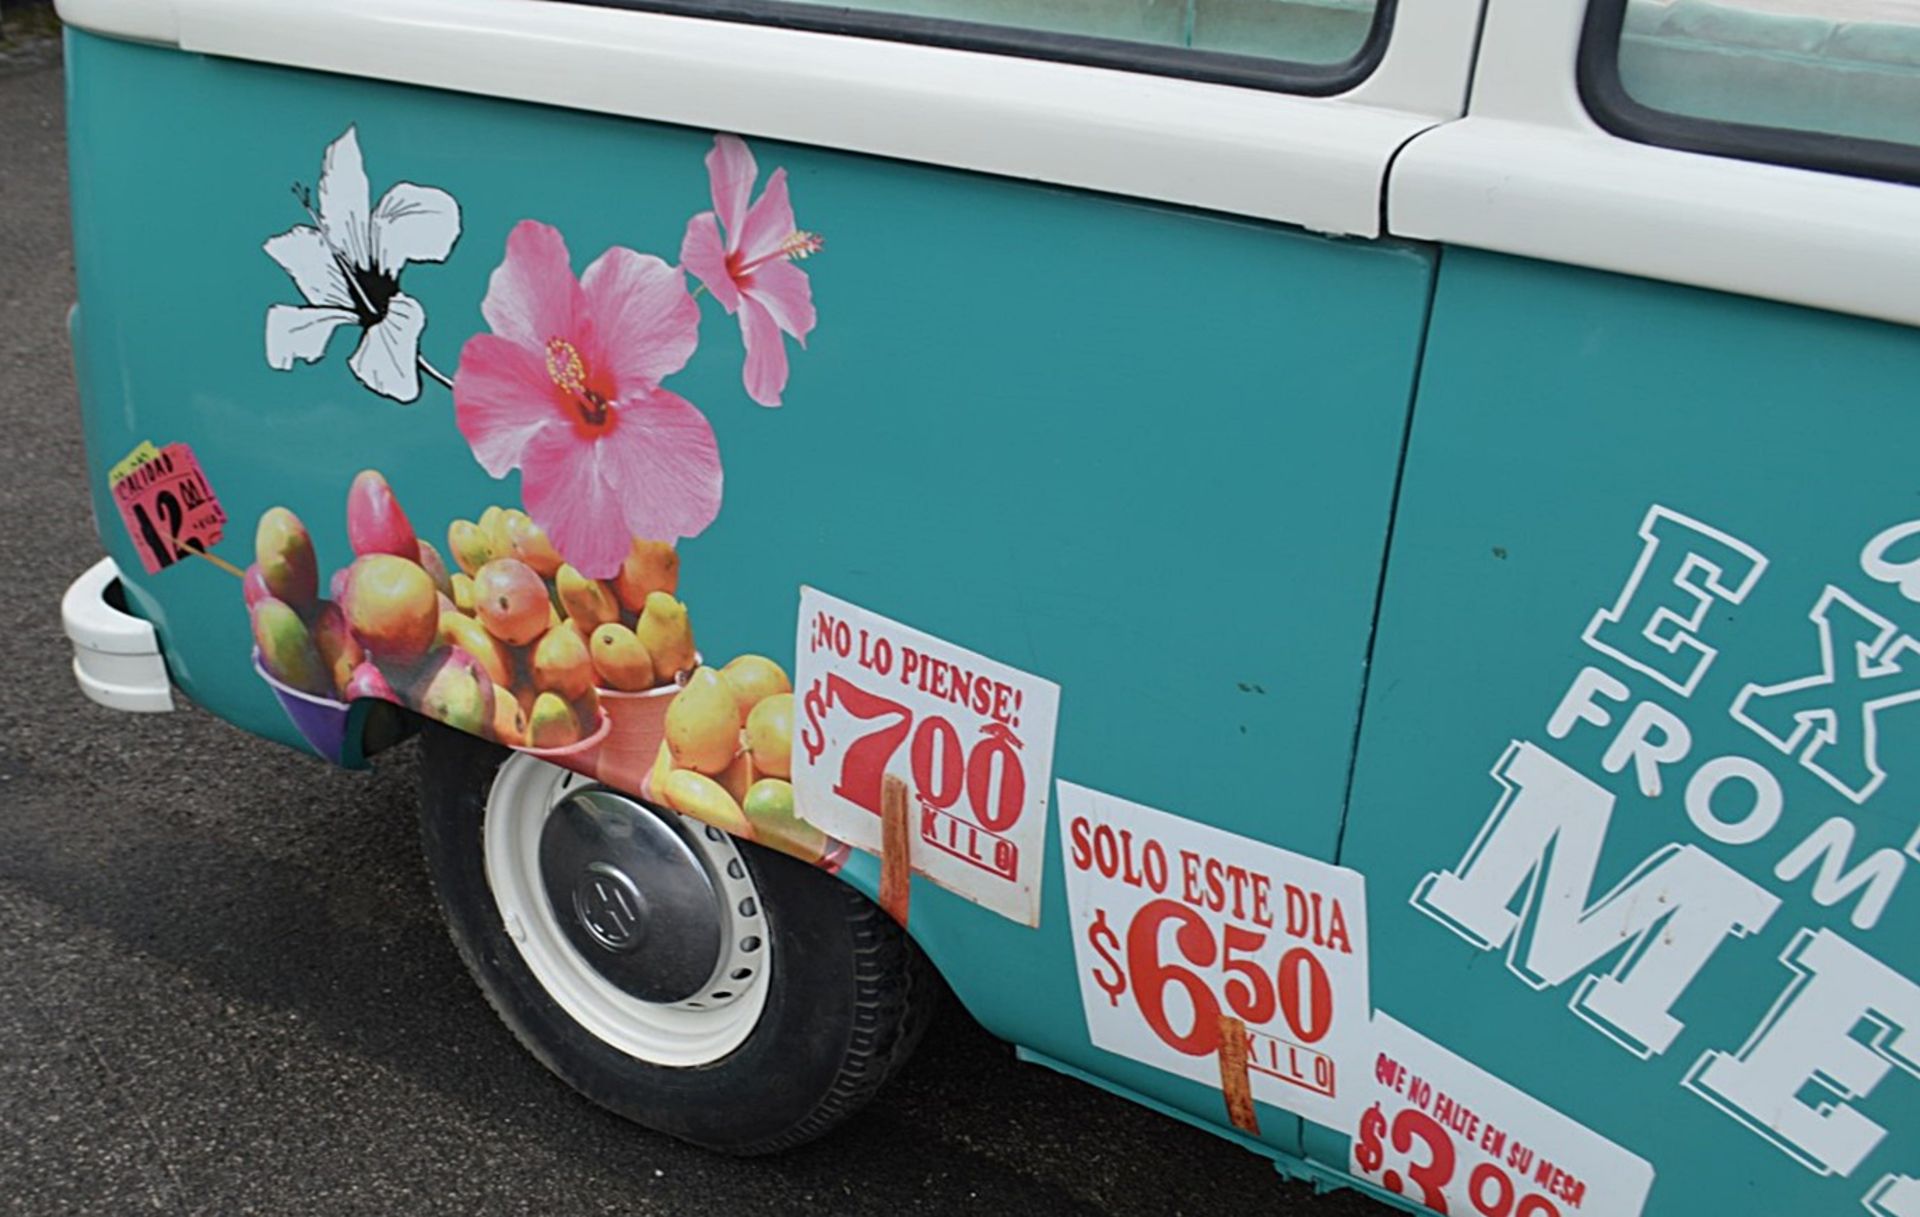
[555,0,1398,97]
[1576,0,1920,189]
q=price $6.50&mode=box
[1085,897,1333,1060]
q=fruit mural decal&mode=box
[243,130,840,867]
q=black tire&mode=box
[416,721,940,1154]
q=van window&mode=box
[1583,0,1920,183]
[594,0,1390,92]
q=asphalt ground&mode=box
[0,35,1391,1217]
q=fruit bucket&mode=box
[589,652,698,795]
[592,682,681,793]
[253,648,351,762]
[515,706,613,773]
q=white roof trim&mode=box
[56,0,1481,239]
[1392,0,1920,328]
[1392,119,1920,329]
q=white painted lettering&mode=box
[1601,701,1693,799]
[1583,506,1768,698]
[1731,587,1920,806]
[1688,929,1920,1176]
[1414,742,1780,1058]
[1862,518,1920,605]
[1775,817,1905,931]
[1683,755,1782,846]
[1865,1173,1920,1217]
[1547,667,1631,741]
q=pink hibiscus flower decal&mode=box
[680,134,820,408]
[454,220,719,578]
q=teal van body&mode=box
[1331,249,1920,1215]
[64,25,1432,1166]
[57,5,1920,1215]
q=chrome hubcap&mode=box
[484,756,770,1065]
[538,788,725,1003]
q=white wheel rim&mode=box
[483,753,770,1067]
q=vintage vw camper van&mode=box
[57,0,1920,1212]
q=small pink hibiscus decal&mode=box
[454,220,719,578]
[681,134,820,408]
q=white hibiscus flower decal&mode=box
[263,126,460,403]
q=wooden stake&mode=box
[1217,1014,1260,1136]
[878,773,912,927]
[185,545,246,579]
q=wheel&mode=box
[416,721,940,1154]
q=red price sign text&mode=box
[793,589,1060,926]
[1059,783,1372,1131]
[109,442,226,574]
[800,670,1029,880]
[1356,1100,1574,1217]
[1354,1018,1652,1217]
[1082,895,1340,1098]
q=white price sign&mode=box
[792,587,1059,926]
[1059,781,1372,1132]
[1350,1014,1654,1217]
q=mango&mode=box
[344,553,440,666]
[242,563,269,608]
[743,778,826,861]
[493,695,527,747]
[588,623,655,691]
[532,624,594,702]
[501,510,563,578]
[344,661,396,701]
[634,591,696,679]
[418,649,494,736]
[716,749,756,805]
[613,539,680,613]
[255,507,318,610]
[721,655,791,725]
[527,691,582,750]
[437,611,513,688]
[446,519,493,577]
[479,506,509,558]
[745,692,794,779]
[648,740,674,798]
[251,596,330,696]
[472,558,549,647]
[345,469,417,559]
[310,600,365,697]
[451,572,475,613]
[555,564,620,634]
[743,777,793,819]
[417,539,454,598]
[329,567,350,604]
[660,769,750,837]
[665,666,740,775]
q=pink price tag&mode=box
[109,442,227,574]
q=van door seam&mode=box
[1333,246,1443,865]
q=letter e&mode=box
[1583,506,1767,698]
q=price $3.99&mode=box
[1356,1102,1566,1217]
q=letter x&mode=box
[1732,587,1920,805]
